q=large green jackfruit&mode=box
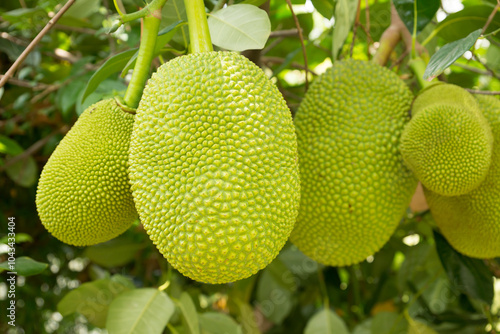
[291,59,417,266]
[128,51,300,284]
[425,95,500,259]
[400,84,493,196]
[36,99,138,246]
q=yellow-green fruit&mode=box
[36,99,138,246]
[425,95,500,258]
[400,84,493,196]
[129,51,300,284]
[291,59,417,266]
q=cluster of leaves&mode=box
[0,0,499,333]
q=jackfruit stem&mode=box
[123,13,161,109]
[184,0,213,53]
[409,58,436,90]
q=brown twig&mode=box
[372,3,426,66]
[0,0,76,88]
[0,32,29,46]
[270,29,300,38]
[261,56,318,76]
[471,50,500,80]
[285,0,309,91]
[452,62,493,76]
[0,75,52,90]
[1,126,69,170]
[465,89,500,95]
[482,1,500,35]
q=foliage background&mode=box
[0,0,499,333]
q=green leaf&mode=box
[0,256,48,276]
[56,78,87,117]
[0,233,33,244]
[199,312,242,334]
[176,292,200,334]
[1,8,45,22]
[423,29,482,80]
[0,135,23,155]
[332,0,357,59]
[63,0,100,19]
[256,269,293,324]
[84,236,145,268]
[106,288,174,334]
[434,231,494,304]
[311,0,335,19]
[407,317,438,334]
[371,312,408,333]
[5,155,38,188]
[304,309,350,334]
[435,5,500,43]
[240,0,268,6]
[58,275,133,328]
[161,0,189,48]
[393,0,440,34]
[80,49,137,105]
[208,4,271,51]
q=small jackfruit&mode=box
[36,99,138,246]
[291,59,417,266]
[128,51,300,284]
[425,95,500,259]
[400,84,493,196]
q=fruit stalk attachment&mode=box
[123,12,162,109]
[183,0,213,53]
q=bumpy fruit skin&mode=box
[400,84,493,196]
[425,95,500,259]
[291,59,417,266]
[129,51,300,284]
[36,99,138,246]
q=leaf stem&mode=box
[119,0,167,24]
[409,57,436,90]
[184,0,213,53]
[123,12,162,109]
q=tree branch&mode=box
[0,0,76,88]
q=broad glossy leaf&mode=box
[408,317,438,334]
[0,256,48,276]
[434,231,494,304]
[199,312,242,334]
[106,288,174,334]
[371,311,408,333]
[332,0,357,58]
[0,135,23,155]
[0,233,33,245]
[256,269,293,324]
[84,236,145,268]
[5,155,37,188]
[436,5,500,43]
[58,275,133,328]
[304,309,349,334]
[393,0,440,34]
[177,292,200,334]
[312,0,335,19]
[423,29,482,80]
[80,49,137,105]
[208,4,271,51]
[161,0,189,47]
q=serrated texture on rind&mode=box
[291,59,417,266]
[425,95,500,259]
[400,84,493,196]
[129,51,300,284]
[36,98,138,246]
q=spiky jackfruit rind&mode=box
[36,99,138,246]
[400,84,493,196]
[291,59,417,267]
[425,95,500,259]
[129,51,300,284]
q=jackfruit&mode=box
[291,59,417,266]
[425,95,500,259]
[128,51,300,284]
[36,99,138,246]
[400,84,493,196]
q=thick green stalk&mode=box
[123,12,161,109]
[409,58,437,90]
[184,0,213,53]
